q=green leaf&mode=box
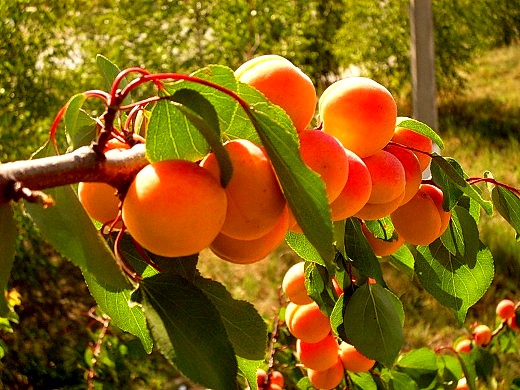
[237,356,263,390]
[194,277,267,360]
[170,89,233,187]
[491,186,520,240]
[96,54,131,104]
[388,245,415,280]
[304,262,336,316]
[343,218,386,287]
[146,99,210,162]
[344,284,404,366]
[458,351,478,390]
[0,203,16,316]
[385,370,418,390]
[248,107,335,269]
[141,273,238,390]
[330,294,346,339]
[441,206,480,260]
[415,240,494,323]
[431,155,493,215]
[64,94,96,150]
[396,348,438,374]
[285,231,325,267]
[364,217,395,240]
[396,117,444,149]
[349,371,377,390]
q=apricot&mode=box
[391,184,451,246]
[235,54,317,132]
[361,223,405,257]
[285,302,331,343]
[282,261,313,305]
[384,144,422,205]
[330,148,372,221]
[456,377,469,390]
[269,371,284,388]
[338,341,375,373]
[392,126,433,172]
[307,357,344,390]
[319,77,397,158]
[298,129,349,203]
[122,160,227,257]
[508,314,520,332]
[454,339,472,353]
[78,182,121,226]
[496,299,516,320]
[201,139,286,240]
[209,206,289,264]
[297,333,339,371]
[354,150,406,220]
[473,324,491,346]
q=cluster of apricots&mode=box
[281,262,376,389]
[78,53,451,263]
[452,298,518,390]
[255,369,285,390]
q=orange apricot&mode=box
[330,148,372,221]
[338,341,375,373]
[496,299,516,320]
[201,139,286,240]
[361,223,405,257]
[355,192,405,221]
[298,129,349,203]
[319,77,397,158]
[122,160,227,257]
[454,339,472,353]
[78,182,121,226]
[285,302,331,343]
[235,54,317,131]
[297,333,339,371]
[209,206,289,264]
[384,144,422,205]
[473,324,491,346]
[269,371,284,388]
[282,261,313,305]
[307,357,345,390]
[391,184,451,245]
[392,126,433,172]
[508,314,520,332]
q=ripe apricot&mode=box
[282,261,313,305]
[298,129,349,203]
[201,139,286,240]
[384,144,422,205]
[456,377,469,390]
[78,182,121,226]
[319,77,397,158]
[391,184,451,245]
[496,299,516,320]
[454,339,472,353]
[122,160,227,257]
[235,54,317,131]
[338,342,375,373]
[354,150,406,220]
[330,148,372,221]
[361,223,405,257]
[209,206,289,264]
[297,333,339,371]
[508,314,520,332]
[285,301,331,343]
[473,324,491,346]
[269,371,284,388]
[392,126,433,172]
[307,357,345,390]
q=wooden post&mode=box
[409,0,438,130]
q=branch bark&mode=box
[0,144,148,204]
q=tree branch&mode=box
[0,144,148,204]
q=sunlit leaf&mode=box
[64,93,96,150]
[415,240,494,323]
[96,54,132,104]
[491,186,520,240]
[304,262,336,316]
[344,284,404,366]
[396,117,444,149]
[141,273,238,390]
[237,356,263,390]
[0,203,16,316]
[285,231,325,267]
[441,206,480,260]
[388,245,415,280]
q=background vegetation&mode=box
[0,0,519,388]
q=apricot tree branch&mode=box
[0,143,148,204]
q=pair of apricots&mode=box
[281,261,376,389]
[78,53,451,263]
